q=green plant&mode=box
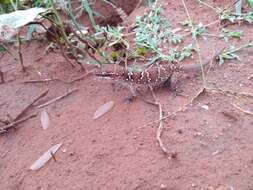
[81,0,97,30]
[218,43,253,64]
[30,0,52,8]
[133,5,185,62]
[246,0,253,7]
[220,10,253,24]
[179,43,196,61]
[220,28,242,42]
[180,20,207,39]
[0,2,14,13]
[99,26,128,48]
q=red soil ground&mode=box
[0,1,253,189]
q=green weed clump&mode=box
[1,0,253,71]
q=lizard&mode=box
[95,49,223,100]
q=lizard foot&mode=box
[124,94,137,103]
[113,81,138,103]
[162,77,184,96]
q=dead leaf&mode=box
[30,143,62,171]
[40,109,50,130]
[93,101,114,120]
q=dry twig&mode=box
[232,103,253,115]
[69,69,95,83]
[37,89,78,108]
[143,87,206,127]
[17,32,25,72]
[206,86,253,100]
[0,112,38,134]
[0,69,4,84]
[147,85,177,157]
[23,78,69,84]
[59,45,77,68]
[15,89,49,121]
[23,69,94,84]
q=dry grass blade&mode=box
[37,89,78,108]
[93,101,114,120]
[30,143,62,171]
[232,103,253,115]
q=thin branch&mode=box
[197,0,219,13]
[59,44,77,68]
[143,87,206,127]
[17,31,25,72]
[22,69,94,84]
[206,86,253,100]
[23,78,62,84]
[147,85,176,158]
[15,89,49,121]
[232,103,253,115]
[69,69,95,83]
[181,0,208,87]
[0,69,4,84]
[0,113,38,134]
[37,89,78,108]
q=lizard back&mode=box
[96,63,182,85]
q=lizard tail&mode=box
[182,48,224,71]
[94,72,121,80]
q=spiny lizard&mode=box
[95,50,222,99]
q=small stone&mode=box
[193,132,202,137]
[212,150,220,156]
[177,129,183,134]
[199,141,207,147]
[160,184,166,189]
[69,152,75,156]
[201,105,209,110]
[191,183,196,187]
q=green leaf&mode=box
[0,45,6,53]
[222,53,235,59]
[235,0,242,16]
[0,0,12,4]
[245,12,253,23]
[246,0,253,7]
[229,31,242,38]
[82,0,97,30]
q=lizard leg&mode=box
[114,81,137,102]
[162,75,183,95]
[162,77,172,89]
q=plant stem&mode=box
[182,0,207,87]
[0,43,18,61]
[17,31,25,72]
[197,0,219,13]
[0,68,4,84]
[226,43,253,54]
